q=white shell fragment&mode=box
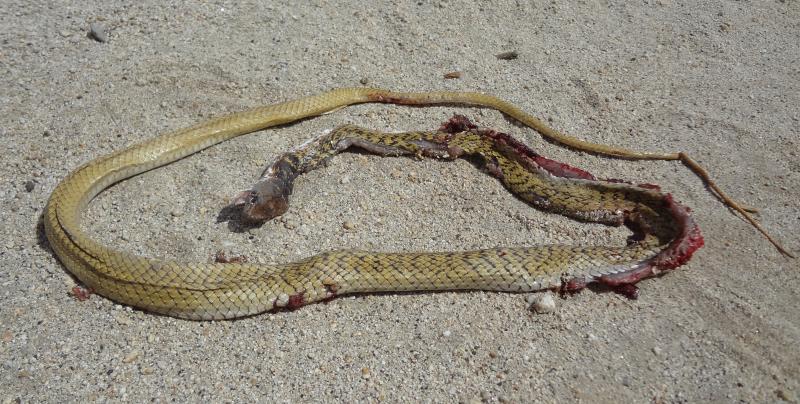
[527,293,556,314]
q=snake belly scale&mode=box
[45,88,707,320]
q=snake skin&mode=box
[44,88,703,319]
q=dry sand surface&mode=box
[1,1,798,402]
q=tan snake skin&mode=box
[47,87,771,320]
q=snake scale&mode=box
[44,88,784,320]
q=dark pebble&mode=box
[495,51,519,60]
[24,181,35,192]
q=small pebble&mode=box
[89,22,108,43]
[170,209,184,217]
[361,367,371,379]
[115,314,131,326]
[442,330,451,337]
[652,346,662,356]
[343,221,355,230]
[495,51,519,60]
[283,219,298,230]
[528,293,556,313]
[24,181,35,192]
[122,350,140,364]
[360,77,369,85]
[339,176,350,185]
[776,388,795,402]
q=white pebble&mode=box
[89,22,108,43]
[528,293,556,313]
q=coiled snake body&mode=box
[48,87,768,320]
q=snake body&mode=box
[44,88,704,320]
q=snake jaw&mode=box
[231,189,255,207]
[231,177,292,223]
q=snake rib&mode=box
[45,88,714,319]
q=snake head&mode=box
[231,178,290,223]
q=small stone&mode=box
[652,346,662,356]
[621,376,631,387]
[43,130,50,137]
[442,330,451,337]
[361,367,371,379]
[776,388,795,402]
[170,209,184,217]
[343,221,355,230]
[59,30,71,38]
[340,176,351,184]
[283,219,298,230]
[140,367,154,375]
[360,77,369,85]
[528,293,556,313]
[122,350,140,363]
[24,181,35,192]
[495,51,519,60]
[115,314,131,326]
[89,22,108,43]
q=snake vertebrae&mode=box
[45,88,781,320]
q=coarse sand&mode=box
[1,1,798,402]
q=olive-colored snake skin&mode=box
[43,88,783,320]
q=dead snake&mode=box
[43,88,785,320]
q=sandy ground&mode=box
[1,1,798,402]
